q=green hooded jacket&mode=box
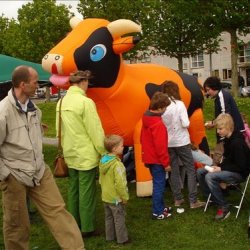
[99,154,129,204]
[56,86,105,170]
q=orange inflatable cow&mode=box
[42,17,209,196]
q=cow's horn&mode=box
[70,17,82,29]
[107,19,142,38]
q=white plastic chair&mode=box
[204,173,250,218]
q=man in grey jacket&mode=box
[0,66,85,250]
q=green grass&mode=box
[39,102,57,138]
[0,98,250,249]
[1,147,250,249]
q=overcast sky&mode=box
[0,0,82,19]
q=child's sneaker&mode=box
[152,212,172,220]
[164,206,172,213]
[215,208,230,220]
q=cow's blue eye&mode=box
[90,44,106,62]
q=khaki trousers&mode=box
[1,167,85,250]
[104,202,128,244]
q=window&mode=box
[222,69,231,79]
[212,70,219,77]
[239,43,250,63]
[182,58,189,70]
[191,53,204,68]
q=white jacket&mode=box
[162,100,190,147]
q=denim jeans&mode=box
[197,168,244,209]
[149,164,166,215]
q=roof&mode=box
[0,54,52,100]
[0,54,51,84]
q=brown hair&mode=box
[214,113,234,132]
[12,65,31,88]
[104,134,123,153]
[161,81,181,101]
[69,70,92,84]
[149,92,170,110]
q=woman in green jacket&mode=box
[56,70,105,236]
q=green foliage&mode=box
[2,0,72,63]
[208,0,250,33]
[0,15,10,53]
[205,0,250,97]
[152,0,221,71]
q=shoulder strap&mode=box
[58,97,64,154]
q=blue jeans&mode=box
[149,164,166,215]
[197,168,244,209]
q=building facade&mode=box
[134,32,250,86]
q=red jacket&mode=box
[140,110,169,168]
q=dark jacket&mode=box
[214,89,244,132]
[140,110,169,167]
[238,76,245,88]
[219,131,250,178]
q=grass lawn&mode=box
[0,97,250,249]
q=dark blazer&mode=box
[214,89,244,132]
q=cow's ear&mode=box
[145,83,162,99]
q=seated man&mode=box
[197,113,249,220]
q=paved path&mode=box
[43,137,58,146]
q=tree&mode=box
[3,0,72,63]
[207,0,250,97]
[151,0,221,72]
[0,15,10,54]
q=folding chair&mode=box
[204,173,250,218]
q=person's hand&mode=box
[213,166,221,172]
[121,199,127,205]
[165,166,171,172]
[204,121,214,129]
[205,165,221,173]
[42,123,49,132]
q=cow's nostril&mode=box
[52,64,58,74]
[55,55,60,60]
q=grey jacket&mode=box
[0,89,45,186]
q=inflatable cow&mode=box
[42,17,209,197]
